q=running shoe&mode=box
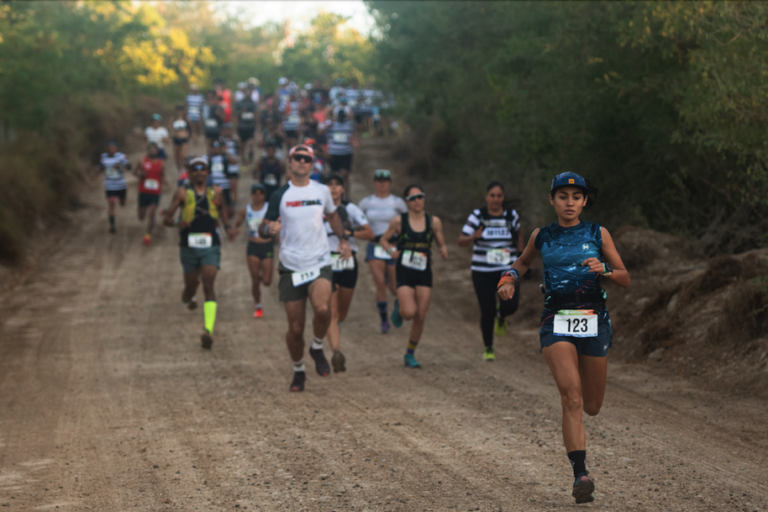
[309,347,331,376]
[483,346,496,362]
[331,351,346,373]
[143,234,151,246]
[201,330,213,350]
[253,307,263,319]
[404,353,421,368]
[381,319,390,333]
[572,474,595,504]
[494,315,508,337]
[391,299,403,328]
[188,296,197,311]
[290,371,306,392]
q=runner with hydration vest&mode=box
[497,172,630,505]
[379,185,449,368]
[134,142,165,246]
[163,157,234,350]
[458,181,523,361]
[323,173,375,372]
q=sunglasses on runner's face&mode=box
[292,154,313,163]
[191,165,207,172]
[406,193,425,201]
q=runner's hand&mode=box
[176,220,190,230]
[339,240,353,260]
[582,257,604,274]
[473,226,485,240]
[225,226,237,242]
[268,218,282,237]
[440,245,449,259]
[498,283,516,301]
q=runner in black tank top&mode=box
[379,185,449,369]
[256,143,284,199]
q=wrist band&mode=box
[387,247,395,254]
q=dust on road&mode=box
[0,139,766,511]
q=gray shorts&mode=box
[278,263,334,302]
[180,246,221,275]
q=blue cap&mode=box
[550,172,588,193]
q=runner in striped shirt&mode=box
[458,181,524,361]
[186,84,205,141]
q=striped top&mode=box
[209,154,230,190]
[101,152,130,191]
[186,93,204,119]
[327,120,355,156]
[461,207,520,272]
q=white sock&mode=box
[311,337,324,350]
[293,360,305,372]
[255,303,262,310]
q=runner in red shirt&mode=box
[216,78,233,123]
[135,142,165,245]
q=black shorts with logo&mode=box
[396,261,433,289]
[332,253,358,289]
[247,240,274,259]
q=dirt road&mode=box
[1,139,766,511]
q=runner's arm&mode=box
[163,188,185,228]
[378,217,402,258]
[582,228,630,288]
[326,210,352,259]
[458,212,483,247]
[433,216,449,259]
[352,223,375,241]
[497,229,541,300]
[234,207,246,229]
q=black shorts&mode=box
[285,129,299,139]
[247,240,274,259]
[205,130,220,140]
[173,137,188,146]
[354,113,364,124]
[221,189,232,206]
[138,192,160,208]
[106,189,127,200]
[396,262,433,288]
[332,253,358,289]
[329,153,353,172]
[238,127,255,141]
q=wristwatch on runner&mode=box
[602,262,614,276]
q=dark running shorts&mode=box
[329,153,353,172]
[247,240,274,259]
[278,263,334,302]
[106,189,127,200]
[138,192,160,208]
[539,308,613,357]
[396,262,432,289]
[332,253,358,289]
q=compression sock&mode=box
[568,450,587,478]
[255,303,262,310]
[204,301,217,334]
[377,301,388,322]
[406,340,418,355]
[109,215,115,228]
[293,360,306,372]
[311,337,324,350]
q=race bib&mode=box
[401,250,428,271]
[373,244,391,260]
[483,227,512,239]
[332,132,349,144]
[143,179,160,191]
[331,253,354,272]
[486,248,512,265]
[288,112,301,124]
[291,268,320,287]
[553,310,598,338]
[188,233,212,248]
[105,166,120,180]
[241,111,254,120]
[205,119,218,128]
[264,174,278,186]
[247,217,262,232]
[211,162,224,174]
[188,106,201,116]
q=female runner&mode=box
[497,172,630,504]
[379,185,448,368]
[358,170,408,333]
[323,174,375,372]
[458,181,523,361]
[171,105,191,172]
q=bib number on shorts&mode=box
[247,217,262,232]
[553,310,598,338]
[332,132,349,144]
[486,248,512,265]
[401,250,428,271]
[292,268,320,287]
[205,119,218,128]
[373,244,391,260]
[143,179,160,191]
[188,233,212,249]
[331,253,354,272]
[264,174,278,186]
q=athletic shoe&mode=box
[404,353,421,368]
[290,371,306,392]
[188,296,197,311]
[201,331,213,350]
[494,315,507,337]
[391,300,403,328]
[253,307,263,319]
[572,474,595,504]
[331,351,346,373]
[381,319,390,333]
[483,346,496,362]
[309,347,331,376]
[143,234,151,246]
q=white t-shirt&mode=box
[324,202,368,253]
[264,181,336,272]
[358,194,408,237]
[145,126,170,148]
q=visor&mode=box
[288,144,315,158]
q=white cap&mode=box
[237,82,246,89]
[278,77,288,85]
[304,83,312,90]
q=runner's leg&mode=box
[138,205,147,221]
[327,290,341,352]
[200,265,218,336]
[261,257,273,287]
[408,285,432,343]
[472,270,497,348]
[284,299,307,362]
[542,342,585,452]
[578,354,608,416]
[396,285,418,321]
[386,264,398,296]
[308,277,332,340]
[247,255,262,305]
[146,203,157,234]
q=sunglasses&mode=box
[292,154,313,163]
[190,165,207,172]
[406,193,425,201]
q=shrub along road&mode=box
[0,140,766,511]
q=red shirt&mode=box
[138,156,164,195]
[218,88,232,122]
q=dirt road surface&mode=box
[1,139,767,511]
